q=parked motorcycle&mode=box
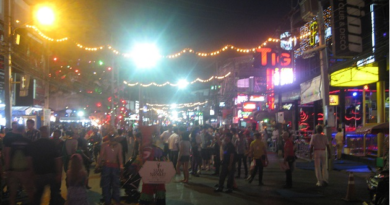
[366,166,389,205]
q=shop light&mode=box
[352,92,358,97]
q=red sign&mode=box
[256,48,292,67]
[243,102,256,111]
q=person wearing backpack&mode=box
[3,125,34,205]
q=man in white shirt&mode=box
[334,128,344,160]
[160,125,173,159]
[168,127,180,168]
[309,125,332,187]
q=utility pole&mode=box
[111,58,115,128]
[317,1,333,170]
[4,0,13,128]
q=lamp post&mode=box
[3,2,55,128]
[130,43,161,127]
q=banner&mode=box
[300,75,322,105]
[331,0,371,57]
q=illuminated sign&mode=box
[273,68,293,86]
[310,21,318,46]
[282,103,293,110]
[219,102,226,107]
[256,48,292,67]
[329,95,339,106]
[280,31,297,51]
[237,110,252,119]
[210,109,215,116]
[250,95,265,102]
[235,95,248,105]
[243,102,256,111]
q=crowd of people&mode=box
[0,119,338,205]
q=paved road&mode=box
[37,142,372,205]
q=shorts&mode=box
[179,156,190,163]
[201,149,211,160]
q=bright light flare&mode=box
[36,7,55,25]
[131,43,161,68]
[77,111,84,117]
[178,79,189,89]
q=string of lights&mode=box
[124,72,230,87]
[24,25,281,58]
[146,101,208,108]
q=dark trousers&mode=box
[192,148,201,173]
[285,161,294,186]
[163,143,169,158]
[101,166,121,204]
[214,155,221,174]
[33,173,64,205]
[169,150,178,168]
[251,159,264,184]
[236,154,248,177]
[218,164,235,190]
[122,151,127,165]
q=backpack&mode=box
[11,149,28,171]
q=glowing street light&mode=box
[177,79,188,89]
[77,111,84,117]
[131,43,161,68]
[36,6,55,25]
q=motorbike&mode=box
[366,166,389,205]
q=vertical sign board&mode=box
[331,0,371,57]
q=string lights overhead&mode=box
[123,72,231,87]
[24,25,281,58]
[146,101,208,110]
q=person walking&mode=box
[190,128,201,177]
[283,132,295,188]
[248,133,268,186]
[97,133,123,205]
[66,154,89,205]
[214,133,236,193]
[235,133,248,179]
[4,125,34,205]
[28,126,64,205]
[160,125,173,159]
[176,132,191,183]
[335,128,344,160]
[168,127,180,168]
[118,129,129,165]
[132,133,142,160]
[25,119,41,142]
[309,125,332,187]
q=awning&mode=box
[330,65,378,87]
[355,123,389,134]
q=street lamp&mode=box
[36,6,55,25]
[177,79,189,89]
[131,43,161,68]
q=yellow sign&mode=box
[329,95,339,106]
[310,21,318,46]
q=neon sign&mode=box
[235,95,248,105]
[256,48,292,67]
[310,21,318,46]
[243,102,256,111]
[250,95,265,102]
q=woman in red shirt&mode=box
[283,132,295,188]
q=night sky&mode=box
[47,0,292,103]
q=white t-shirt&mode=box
[161,130,172,143]
[168,133,180,151]
[310,134,329,150]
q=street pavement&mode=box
[37,142,372,205]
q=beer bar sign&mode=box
[331,0,371,57]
